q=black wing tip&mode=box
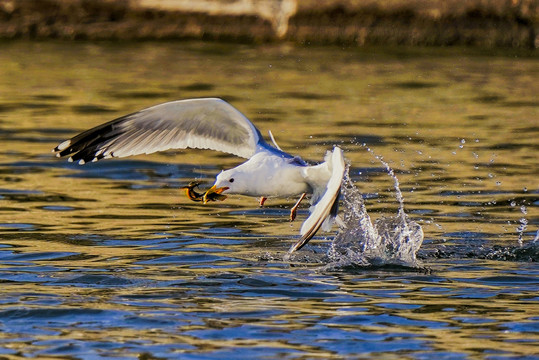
[53,140,110,165]
[52,119,123,164]
[53,139,71,154]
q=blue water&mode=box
[0,41,537,358]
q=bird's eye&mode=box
[229,178,235,183]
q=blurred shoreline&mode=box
[0,0,536,48]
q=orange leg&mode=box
[290,193,307,222]
[259,197,267,207]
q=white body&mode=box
[53,98,345,253]
[214,152,324,198]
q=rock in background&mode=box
[0,0,536,48]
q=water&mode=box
[0,41,538,358]
[324,159,424,269]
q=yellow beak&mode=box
[203,185,229,204]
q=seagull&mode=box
[53,98,345,253]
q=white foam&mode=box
[326,161,424,269]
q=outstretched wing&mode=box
[288,147,345,253]
[54,98,265,164]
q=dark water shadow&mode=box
[179,83,215,92]
[390,81,439,89]
[276,91,341,100]
[71,104,116,114]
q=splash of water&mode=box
[326,155,424,269]
[517,205,528,247]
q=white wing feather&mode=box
[54,98,263,163]
[288,147,345,253]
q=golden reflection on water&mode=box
[0,41,537,358]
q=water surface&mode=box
[0,41,537,358]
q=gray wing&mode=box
[54,98,267,164]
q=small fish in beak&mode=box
[203,185,229,204]
[181,182,229,203]
[180,181,205,202]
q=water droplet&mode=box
[510,201,516,207]
[488,173,494,178]
[496,181,501,186]
[523,187,527,192]
[517,216,529,247]
[451,151,456,155]
[472,152,479,159]
[520,205,527,215]
[461,139,466,144]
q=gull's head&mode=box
[215,169,242,192]
[201,169,237,204]
[202,169,249,204]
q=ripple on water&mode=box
[0,223,36,231]
[53,274,135,287]
[135,254,233,265]
[0,42,537,359]
[38,205,77,211]
[1,251,79,262]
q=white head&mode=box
[213,168,247,195]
